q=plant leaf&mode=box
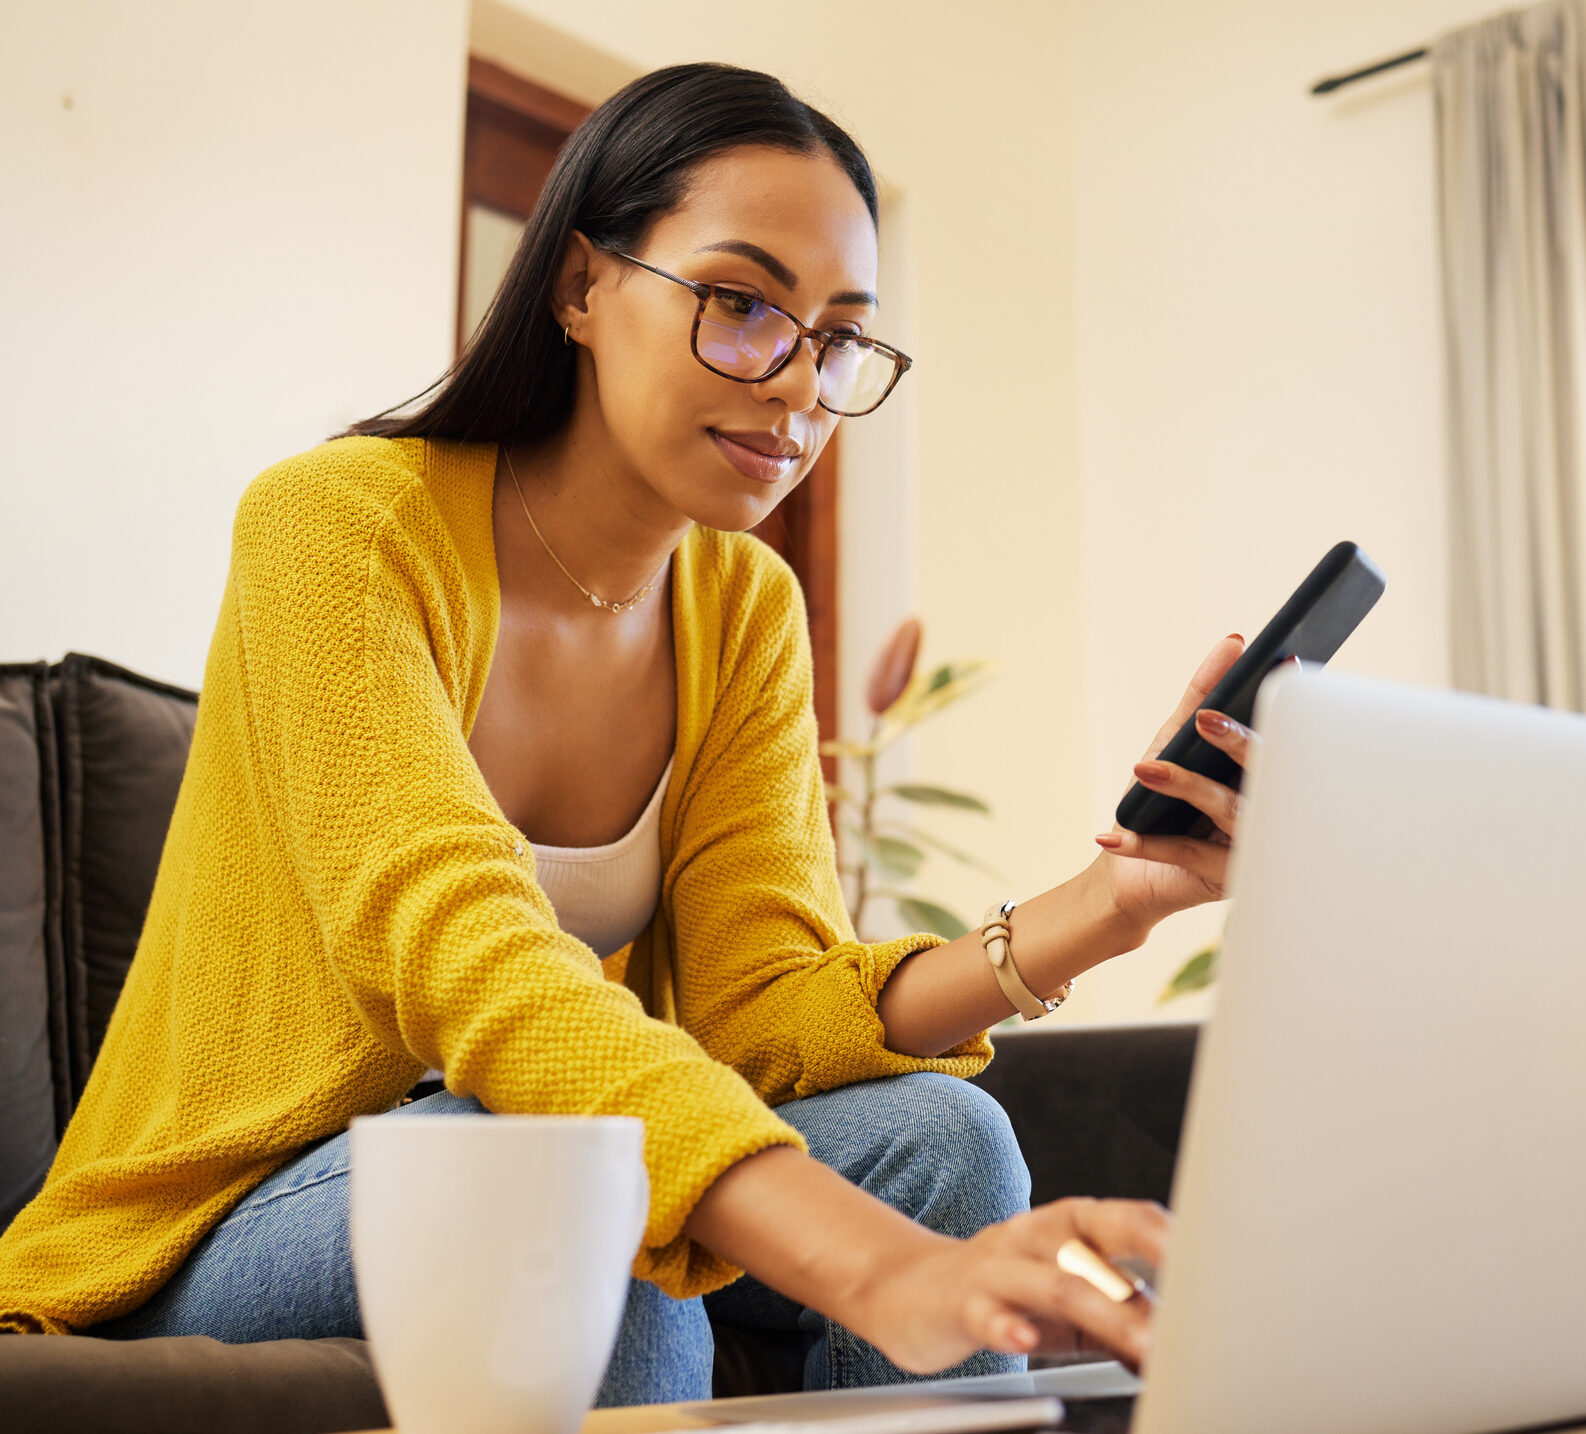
[1159,943,1219,1003]
[878,660,999,739]
[843,829,926,880]
[866,617,922,716]
[894,896,972,941]
[883,783,991,814]
[878,820,1003,878]
[868,835,926,879]
[820,738,878,761]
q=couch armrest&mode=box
[0,1333,387,1434]
[970,1022,1200,1208]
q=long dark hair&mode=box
[346,63,878,445]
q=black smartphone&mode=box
[1115,541,1386,837]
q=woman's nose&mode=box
[754,334,823,413]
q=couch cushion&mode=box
[0,1323,799,1431]
[55,655,198,1096]
[0,665,68,1231]
[972,1023,1199,1208]
[0,1332,387,1434]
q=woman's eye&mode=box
[710,288,762,319]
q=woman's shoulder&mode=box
[224,438,494,662]
[237,436,431,533]
[233,436,498,576]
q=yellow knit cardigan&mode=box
[0,438,991,1335]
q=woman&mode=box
[0,63,1252,1402]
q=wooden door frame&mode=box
[459,57,840,765]
[748,436,840,776]
[457,58,589,355]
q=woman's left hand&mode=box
[1094,635,1258,929]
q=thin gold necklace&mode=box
[502,448,666,615]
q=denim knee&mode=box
[784,1071,1031,1240]
[879,1072,1031,1232]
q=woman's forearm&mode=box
[875,859,1150,1058]
[682,1145,941,1331]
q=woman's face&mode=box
[566,144,881,534]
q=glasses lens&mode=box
[696,289,798,378]
[819,336,898,415]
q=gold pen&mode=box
[1056,1237,1158,1304]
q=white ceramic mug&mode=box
[351,1113,648,1434]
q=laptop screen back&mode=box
[1136,669,1586,1434]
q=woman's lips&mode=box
[709,429,800,484]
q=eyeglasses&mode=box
[612,252,912,417]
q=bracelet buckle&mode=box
[980,899,1074,1022]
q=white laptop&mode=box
[695,668,1586,1434]
[1136,666,1586,1434]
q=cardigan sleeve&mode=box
[230,455,802,1298]
[666,544,993,1108]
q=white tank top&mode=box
[417,758,672,1084]
[529,755,673,959]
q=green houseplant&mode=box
[1161,939,1219,1002]
[827,622,1222,1000]
[822,618,998,942]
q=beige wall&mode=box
[4,1,1509,1024]
[1,0,470,688]
[498,0,1512,1023]
[1070,0,1503,1022]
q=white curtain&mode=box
[1436,0,1586,709]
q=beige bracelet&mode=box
[981,900,1073,1022]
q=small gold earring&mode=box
[563,325,572,346]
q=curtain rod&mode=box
[1310,45,1429,96]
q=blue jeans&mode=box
[95,1072,1031,1403]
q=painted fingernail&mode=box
[1096,833,1124,850]
[1226,632,1245,644]
[1196,710,1231,735]
[1134,761,1171,783]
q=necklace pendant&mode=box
[505,449,666,622]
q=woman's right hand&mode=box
[685,1146,1167,1377]
[847,1197,1169,1375]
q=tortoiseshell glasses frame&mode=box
[613,251,913,417]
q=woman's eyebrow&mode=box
[695,239,878,308]
[697,239,798,288]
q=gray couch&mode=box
[0,653,1199,1433]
